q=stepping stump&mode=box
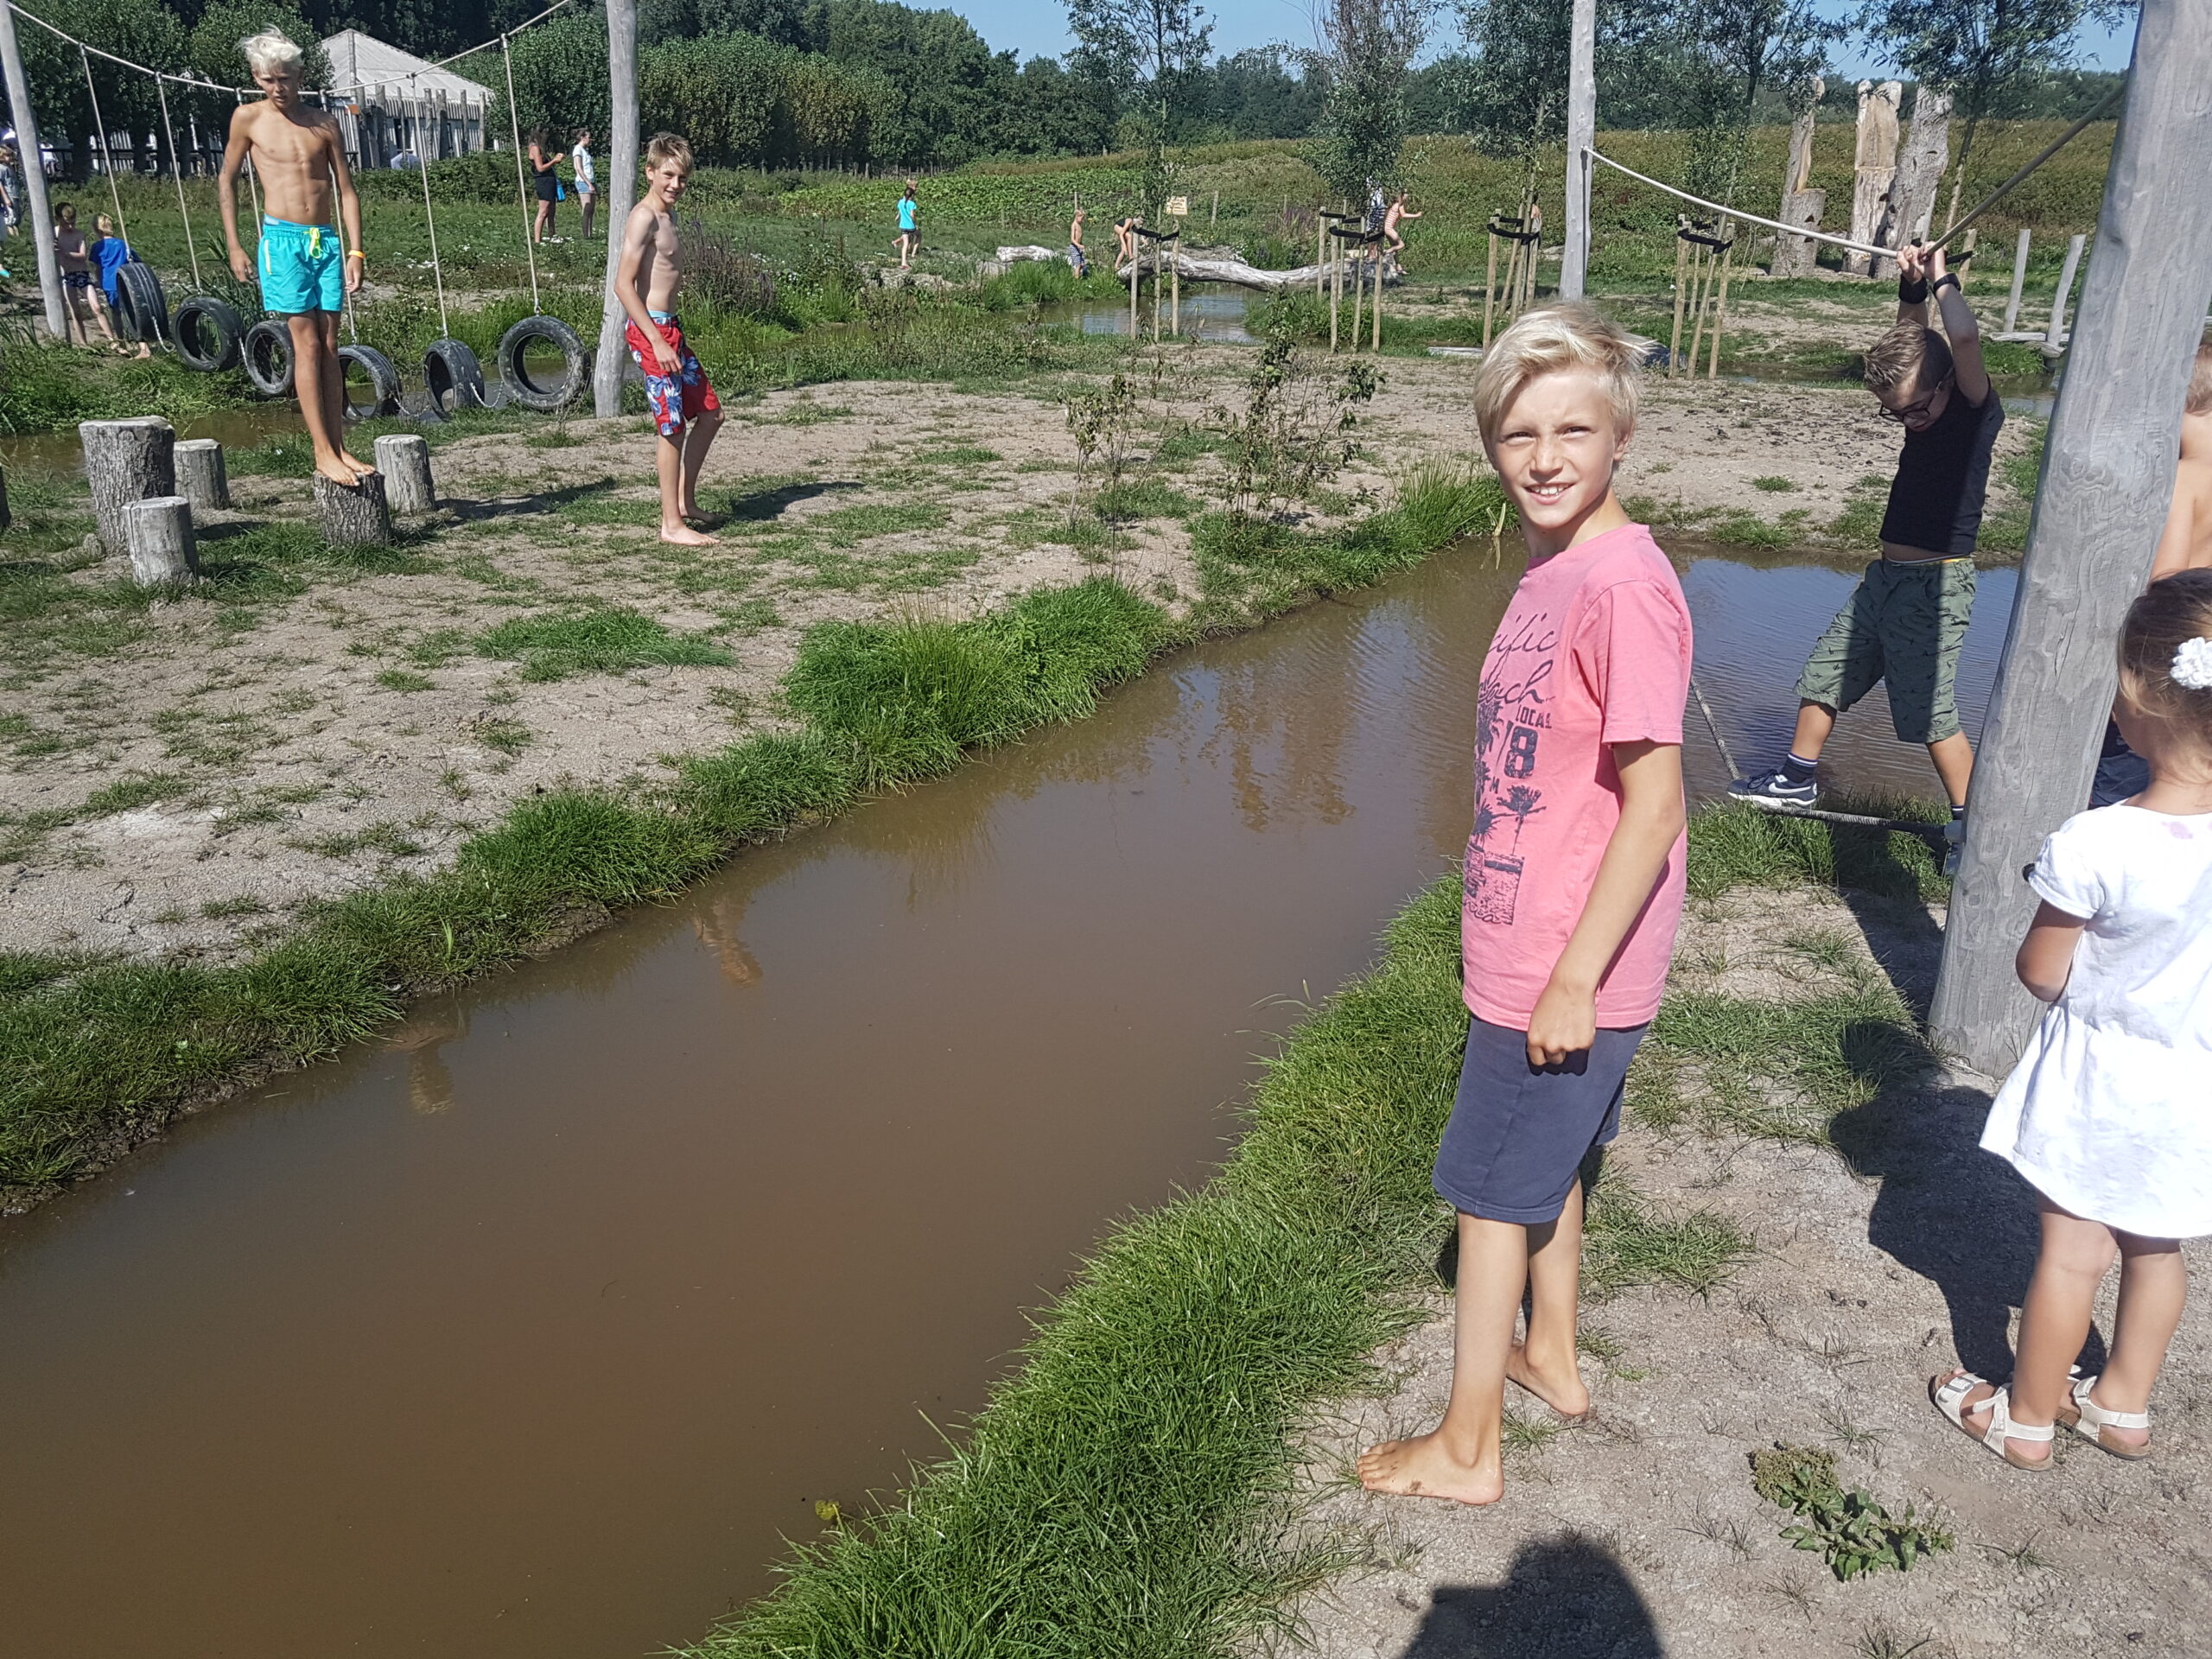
[80,416,176,555]
[175,438,232,512]
[373,433,435,514]
[123,495,200,586]
[314,469,391,546]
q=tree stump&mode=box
[80,416,176,556]
[1773,188,1827,279]
[314,469,392,546]
[123,495,200,586]
[175,438,232,512]
[373,434,436,515]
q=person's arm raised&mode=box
[1525,739,1687,1066]
[1927,244,1990,405]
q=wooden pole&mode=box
[1371,242,1382,351]
[593,0,639,416]
[1668,232,1690,377]
[1170,234,1179,337]
[1317,214,1326,296]
[1484,231,1498,345]
[1707,234,1735,378]
[0,0,68,338]
[1129,246,1139,336]
[1151,240,1160,343]
[1350,235,1364,348]
[1560,0,1596,299]
[1931,0,2212,1075]
[1331,233,1342,352]
[2002,227,2031,333]
[1686,243,1713,376]
[2045,231,2087,350]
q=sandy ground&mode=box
[0,359,2037,967]
[1274,888,2209,1659]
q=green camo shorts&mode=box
[1795,557,1977,744]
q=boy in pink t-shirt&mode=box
[1361,303,1692,1509]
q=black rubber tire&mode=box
[242,319,296,397]
[171,295,245,373]
[336,343,404,421]
[112,262,170,345]
[497,315,588,411]
[421,338,487,413]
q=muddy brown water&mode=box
[0,539,2012,1659]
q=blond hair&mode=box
[1864,323,1953,396]
[2188,340,2212,416]
[1471,302,1643,445]
[240,28,303,76]
[645,132,694,175]
[2120,569,2212,753]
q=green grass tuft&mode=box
[1686,795,1948,905]
[474,607,734,681]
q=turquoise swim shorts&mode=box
[258,217,344,315]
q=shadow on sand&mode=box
[1402,1533,1665,1657]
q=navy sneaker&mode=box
[1729,769,1819,810]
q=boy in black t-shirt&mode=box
[1732,243,1999,818]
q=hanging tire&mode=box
[421,338,487,413]
[497,315,588,411]
[242,319,296,397]
[171,295,245,372]
[336,344,404,421]
[112,262,170,345]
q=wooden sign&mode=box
[1164,195,1188,217]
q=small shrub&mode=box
[1751,1444,1954,1581]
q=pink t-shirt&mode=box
[1462,522,1692,1030]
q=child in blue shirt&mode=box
[92,213,153,359]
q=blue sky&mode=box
[952,0,2139,79]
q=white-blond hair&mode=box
[240,28,304,76]
[1471,302,1643,444]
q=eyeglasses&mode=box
[1878,372,1953,424]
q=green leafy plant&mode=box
[1751,1445,1955,1581]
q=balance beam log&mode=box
[175,438,232,512]
[80,416,176,556]
[123,495,199,587]
[315,470,392,546]
[375,434,436,515]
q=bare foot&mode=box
[1935,1369,2053,1466]
[1507,1344,1591,1420]
[315,456,365,487]
[660,522,719,547]
[1356,1431,1503,1506]
[343,451,377,479]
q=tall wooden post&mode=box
[1667,232,1689,375]
[1560,0,1596,300]
[593,0,640,416]
[1484,229,1498,345]
[1931,0,2212,1076]
[2045,232,2086,350]
[2002,228,2031,333]
[0,0,67,338]
[1331,232,1342,352]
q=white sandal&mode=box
[2061,1372,2152,1460]
[1931,1371,2055,1470]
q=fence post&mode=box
[593,0,640,417]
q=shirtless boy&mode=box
[615,132,722,548]
[54,202,123,351]
[1732,243,1997,820]
[1068,207,1087,277]
[219,29,371,488]
[1384,191,1422,271]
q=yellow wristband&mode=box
[346,250,366,261]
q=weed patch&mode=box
[474,607,734,681]
[1751,1444,1954,1581]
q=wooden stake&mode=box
[1129,246,1138,337]
[1350,238,1364,348]
[1170,235,1179,337]
[2002,227,2031,333]
[1707,235,1736,378]
[1686,243,1712,376]
[1484,231,1498,345]
[1331,233,1342,352]
[1371,244,1382,351]
[2045,231,2086,349]
[1668,233,1690,378]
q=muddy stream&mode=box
[0,539,2013,1658]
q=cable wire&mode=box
[155,75,200,286]
[79,45,129,244]
[499,32,542,315]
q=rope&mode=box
[155,76,200,286]
[500,33,543,314]
[1688,671,1740,781]
[1587,149,1885,257]
[411,77,450,335]
[79,46,130,245]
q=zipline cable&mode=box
[155,75,201,286]
[499,31,543,315]
[1928,82,2126,252]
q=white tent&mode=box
[320,29,495,168]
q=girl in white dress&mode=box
[1934,569,2212,1467]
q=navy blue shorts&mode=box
[1433,1016,1649,1224]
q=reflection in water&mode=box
[0,536,2002,1659]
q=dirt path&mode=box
[1278,887,2209,1659]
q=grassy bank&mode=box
[681,798,1931,1656]
[0,467,1501,1204]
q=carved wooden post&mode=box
[174,438,231,512]
[2045,232,2087,351]
[123,495,199,586]
[1932,0,2212,1074]
[1874,85,1952,280]
[2002,228,2031,333]
[80,416,176,555]
[1775,81,1825,279]
[1846,80,1902,277]
[314,470,392,546]
[375,434,435,513]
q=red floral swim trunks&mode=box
[624,314,720,437]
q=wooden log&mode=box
[1170,237,1179,338]
[123,494,199,586]
[375,433,435,513]
[1331,234,1342,352]
[1667,232,1689,377]
[1874,85,1952,280]
[315,469,392,546]
[2002,227,2031,333]
[174,438,231,512]
[1349,238,1363,349]
[79,416,175,556]
[1931,0,2212,1075]
[1707,235,1736,378]
[2045,231,2086,349]
[1774,188,1827,278]
[1483,230,1497,346]
[1371,247,1382,351]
